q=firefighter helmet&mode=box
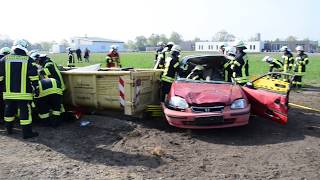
[157,41,165,46]
[0,47,11,55]
[262,56,273,63]
[30,51,40,60]
[12,39,29,53]
[110,45,118,51]
[171,45,181,53]
[167,42,175,47]
[225,46,236,56]
[296,46,304,52]
[280,46,289,52]
[234,40,247,49]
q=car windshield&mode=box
[177,55,231,84]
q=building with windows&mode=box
[69,36,125,52]
[264,40,318,53]
[195,41,264,52]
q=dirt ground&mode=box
[1,90,320,180]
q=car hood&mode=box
[172,81,244,105]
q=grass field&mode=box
[49,52,320,87]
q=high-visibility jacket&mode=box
[0,54,39,100]
[41,60,66,91]
[294,53,309,76]
[155,47,165,69]
[282,52,294,73]
[269,59,283,72]
[107,51,121,67]
[161,55,180,83]
[36,78,63,98]
[232,51,249,84]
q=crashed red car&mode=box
[162,55,290,129]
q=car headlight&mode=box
[168,96,189,110]
[231,99,246,109]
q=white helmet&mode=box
[12,39,29,53]
[157,41,165,46]
[110,45,118,50]
[171,45,181,53]
[296,46,304,52]
[262,56,273,63]
[30,51,40,60]
[0,47,11,55]
[219,42,228,48]
[233,40,247,49]
[167,42,175,47]
[280,46,289,52]
[225,46,236,55]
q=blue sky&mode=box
[0,0,318,42]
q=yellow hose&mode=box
[289,103,320,113]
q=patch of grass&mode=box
[49,52,320,87]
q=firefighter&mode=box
[161,42,175,61]
[161,45,181,102]
[232,40,249,85]
[37,54,66,91]
[154,41,166,69]
[293,46,309,88]
[34,76,63,127]
[224,46,236,82]
[0,47,11,59]
[0,47,11,123]
[106,45,121,68]
[84,48,90,62]
[75,48,82,63]
[0,39,39,139]
[280,46,294,73]
[67,47,75,67]
[262,56,283,72]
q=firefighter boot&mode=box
[22,125,39,139]
[5,122,14,134]
[50,115,61,128]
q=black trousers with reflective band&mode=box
[35,94,62,119]
[4,100,32,125]
[161,81,172,102]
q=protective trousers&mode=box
[4,100,32,126]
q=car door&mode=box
[241,72,293,124]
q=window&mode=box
[250,45,252,50]
[253,45,256,50]
[216,45,218,50]
[208,45,211,50]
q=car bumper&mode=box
[161,103,251,129]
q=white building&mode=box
[195,41,264,53]
[51,44,66,53]
[70,36,125,52]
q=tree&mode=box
[286,36,297,42]
[60,39,70,47]
[125,40,137,51]
[193,37,201,42]
[147,34,160,47]
[274,38,281,42]
[169,32,183,44]
[39,41,55,51]
[159,34,168,44]
[135,36,148,51]
[212,30,235,42]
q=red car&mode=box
[162,55,290,129]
